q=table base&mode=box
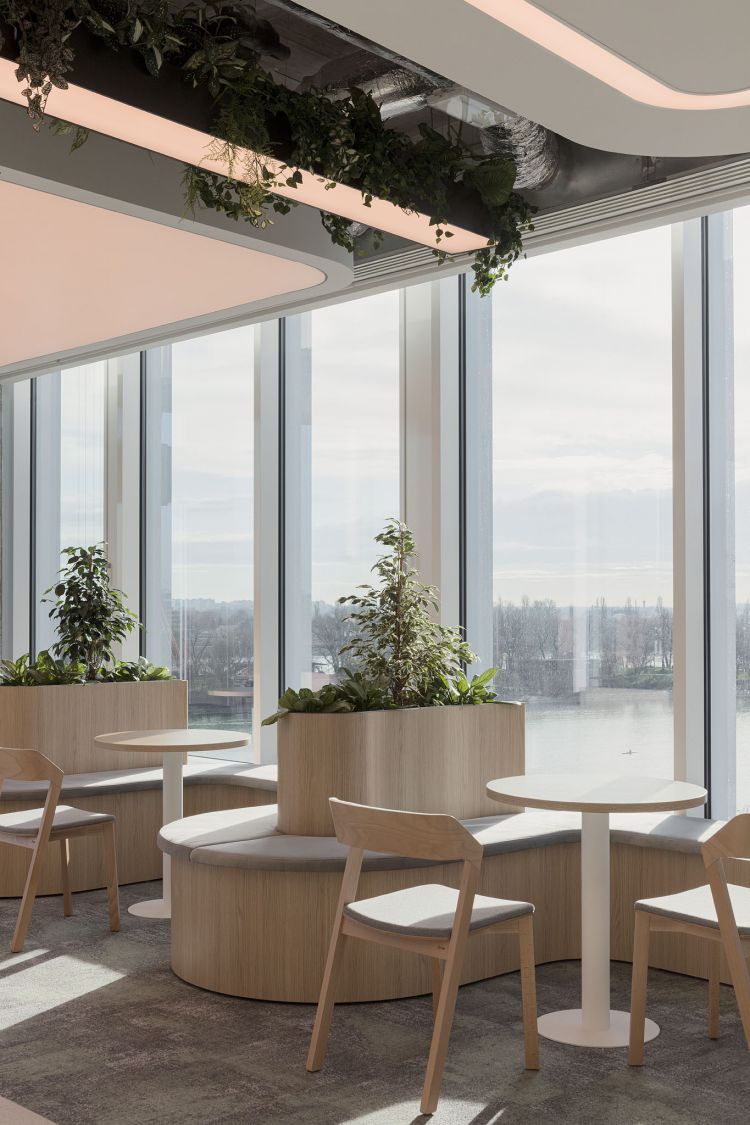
[128,899,171,920]
[538,1009,660,1048]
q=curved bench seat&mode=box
[158,806,718,870]
[0,761,278,802]
[0,761,277,898]
[162,804,746,1004]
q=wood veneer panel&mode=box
[277,702,524,836]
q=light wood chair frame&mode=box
[307,799,539,1116]
[629,812,750,1064]
[0,747,120,952]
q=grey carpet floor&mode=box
[0,881,748,1125]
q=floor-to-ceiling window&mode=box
[154,327,255,757]
[490,227,674,775]
[734,206,750,811]
[285,291,401,690]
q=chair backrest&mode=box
[0,747,64,788]
[329,798,484,868]
[702,813,750,868]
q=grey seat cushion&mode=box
[610,813,723,854]
[344,883,533,938]
[159,805,279,859]
[636,883,750,936]
[0,805,114,836]
[0,761,278,802]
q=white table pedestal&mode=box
[128,753,183,920]
[537,811,660,1048]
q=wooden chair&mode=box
[307,798,539,1116]
[0,747,120,952]
[629,813,750,1064]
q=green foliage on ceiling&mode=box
[263,520,497,724]
[0,1,535,294]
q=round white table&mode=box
[95,728,250,919]
[486,773,707,1048]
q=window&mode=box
[734,206,750,812]
[490,228,674,775]
[146,328,255,759]
[285,292,401,690]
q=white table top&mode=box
[486,773,707,814]
[94,729,250,753]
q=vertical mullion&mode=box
[701,215,713,816]
[139,350,147,656]
[28,377,36,658]
[457,274,468,637]
[278,319,286,698]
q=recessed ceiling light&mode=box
[465,0,750,111]
[0,57,487,254]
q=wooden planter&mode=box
[277,701,524,836]
[0,680,188,773]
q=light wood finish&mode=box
[278,702,524,836]
[0,681,187,773]
[308,800,538,1116]
[0,781,272,897]
[0,747,120,951]
[170,833,750,1005]
[486,773,707,814]
[629,814,750,1065]
[94,728,249,753]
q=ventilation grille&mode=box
[353,156,750,285]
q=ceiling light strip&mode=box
[0,58,486,254]
[464,0,750,111]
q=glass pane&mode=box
[287,291,401,690]
[60,363,107,549]
[491,227,674,776]
[168,328,255,760]
[734,206,750,812]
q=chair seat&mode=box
[636,882,750,937]
[0,805,115,837]
[343,883,533,939]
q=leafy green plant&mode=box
[104,657,171,682]
[44,544,139,680]
[263,520,497,724]
[0,1,534,295]
[0,654,33,686]
[26,649,86,685]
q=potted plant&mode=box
[264,521,524,834]
[0,544,187,773]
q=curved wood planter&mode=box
[277,702,524,836]
[0,680,187,773]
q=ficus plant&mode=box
[263,520,497,724]
[0,1,534,296]
[44,544,140,680]
[0,543,169,687]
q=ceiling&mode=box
[294,0,750,157]
[0,179,325,374]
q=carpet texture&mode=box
[0,881,748,1124]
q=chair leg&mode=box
[708,941,721,1040]
[102,822,120,933]
[628,909,651,1066]
[431,958,443,1019]
[307,925,347,1072]
[518,914,540,1070]
[421,940,466,1115]
[59,838,73,917]
[11,845,47,954]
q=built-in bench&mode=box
[0,761,278,897]
[161,805,738,1004]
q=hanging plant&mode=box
[0,1,535,294]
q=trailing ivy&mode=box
[0,1,534,293]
